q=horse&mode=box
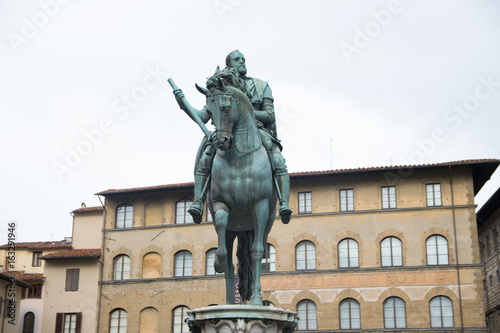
[195,72,278,305]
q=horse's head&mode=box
[196,68,241,151]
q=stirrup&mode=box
[188,200,204,224]
[279,201,292,224]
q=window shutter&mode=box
[65,270,71,291]
[72,269,80,291]
[21,287,27,299]
[75,312,82,333]
[55,313,63,333]
[36,284,42,298]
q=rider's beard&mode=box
[237,64,247,75]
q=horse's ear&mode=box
[195,83,208,96]
[214,66,220,75]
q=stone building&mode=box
[477,186,500,331]
[95,159,499,332]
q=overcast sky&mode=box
[1,0,499,242]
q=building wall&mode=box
[19,297,43,333]
[97,165,487,332]
[0,279,25,333]
[72,211,103,250]
[41,260,100,333]
[0,248,67,273]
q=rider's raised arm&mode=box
[198,106,211,124]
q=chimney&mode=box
[81,202,86,208]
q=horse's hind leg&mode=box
[213,205,229,273]
[224,231,236,304]
[249,200,270,305]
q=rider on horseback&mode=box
[173,50,292,224]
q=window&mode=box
[116,204,133,228]
[426,184,442,206]
[340,189,354,212]
[494,229,499,252]
[296,241,315,270]
[381,237,402,267]
[110,309,127,333]
[175,251,192,277]
[486,234,491,257]
[176,199,194,224]
[426,235,449,265]
[298,192,312,214]
[339,298,361,329]
[430,296,453,328]
[381,186,396,209]
[338,238,359,268]
[384,297,406,328]
[206,206,213,222]
[297,300,317,330]
[55,313,81,333]
[65,269,79,291]
[205,249,222,276]
[173,306,190,333]
[32,251,42,267]
[261,244,276,273]
[113,255,131,280]
[22,311,35,333]
[22,284,42,299]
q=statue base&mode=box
[186,305,298,333]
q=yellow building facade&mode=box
[96,159,499,332]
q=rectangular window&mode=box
[56,312,82,333]
[486,235,491,257]
[426,184,442,206]
[381,186,396,209]
[65,269,80,292]
[298,192,312,214]
[340,189,354,212]
[32,251,42,267]
[23,285,42,299]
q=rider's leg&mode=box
[189,144,215,223]
[271,147,292,224]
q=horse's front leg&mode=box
[249,200,270,305]
[225,231,236,304]
[213,202,229,273]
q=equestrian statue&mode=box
[169,50,292,305]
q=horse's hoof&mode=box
[214,257,226,273]
[250,296,262,305]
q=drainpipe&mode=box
[449,165,464,332]
[96,195,107,333]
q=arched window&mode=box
[113,255,131,280]
[206,249,222,276]
[175,251,192,277]
[339,298,361,329]
[296,300,317,330]
[261,243,276,272]
[176,199,193,224]
[22,311,35,333]
[116,204,133,228]
[338,238,359,268]
[296,241,316,270]
[110,308,127,333]
[384,297,406,328]
[430,296,453,328]
[173,306,190,333]
[142,252,161,279]
[139,307,158,333]
[381,237,402,267]
[426,235,449,265]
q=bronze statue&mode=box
[169,51,292,305]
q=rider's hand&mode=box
[173,89,186,110]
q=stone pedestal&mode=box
[186,305,298,333]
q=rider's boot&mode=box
[188,174,206,224]
[277,174,292,224]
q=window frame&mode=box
[109,308,127,333]
[383,297,406,329]
[115,204,133,229]
[339,189,354,212]
[426,235,449,265]
[22,311,35,333]
[65,269,79,292]
[426,183,442,207]
[430,296,454,328]
[339,298,361,329]
[261,243,276,273]
[32,251,42,267]
[176,199,194,224]
[298,192,312,214]
[113,255,131,280]
[296,300,317,331]
[338,238,359,268]
[174,251,193,277]
[295,241,316,271]
[381,237,403,267]
[381,186,397,209]
[172,306,190,333]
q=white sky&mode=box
[1,0,499,242]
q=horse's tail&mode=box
[236,230,254,302]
